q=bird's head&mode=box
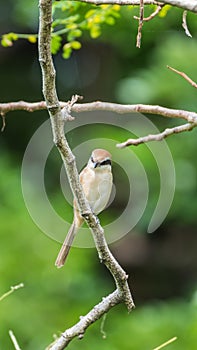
[88,149,112,169]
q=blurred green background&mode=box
[1,2,197,349]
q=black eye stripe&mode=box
[100,159,111,166]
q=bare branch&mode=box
[38,1,134,349]
[9,330,22,350]
[182,10,192,37]
[134,4,164,21]
[1,100,197,123]
[167,65,197,89]
[0,283,24,302]
[47,290,120,350]
[72,101,197,123]
[116,122,196,148]
[0,101,48,114]
[72,0,197,13]
[1,113,6,132]
[136,0,144,48]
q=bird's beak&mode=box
[94,162,99,168]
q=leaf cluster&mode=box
[51,1,121,58]
[0,1,121,57]
[0,2,174,58]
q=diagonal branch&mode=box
[0,283,24,302]
[46,290,120,349]
[38,1,134,349]
[134,4,164,21]
[116,122,196,148]
[167,65,197,89]
[153,336,177,350]
[9,330,22,350]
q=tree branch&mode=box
[1,101,197,123]
[116,122,196,148]
[134,4,164,21]
[72,101,197,123]
[38,1,134,349]
[0,283,24,302]
[73,0,197,13]
[47,290,120,349]
[167,65,197,89]
[136,0,144,48]
[9,330,22,350]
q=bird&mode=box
[55,148,113,268]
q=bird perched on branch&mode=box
[55,148,113,268]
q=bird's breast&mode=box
[81,168,113,215]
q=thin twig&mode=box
[9,330,22,350]
[136,0,144,48]
[182,10,192,37]
[134,4,164,21]
[153,336,177,350]
[116,122,196,148]
[0,283,24,302]
[1,113,6,132]
[100,313,107,339]
[167,65,197,89]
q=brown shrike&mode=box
[55,149,113,268]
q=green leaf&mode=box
[28,35,37,43]
[159,4,172,17]
[90,25,101,39]
[70,41,82,49]
[9,32,18,41]
[1,33,18,47]
[1,37,13,47]
[51,35,62,54]
[85,9,96,19]
[105,16,116,25]
[67,29,82,42]
[62,43,72,59]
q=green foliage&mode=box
[1,1,121,58]
[158,4,172,18]
[1,32,18,47]
[51,35,62,54]
[1,32,37,47]
[51,1,121,57]
[1,156,197,349]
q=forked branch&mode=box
[1,101,197,147]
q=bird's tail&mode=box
[55,215,83,268]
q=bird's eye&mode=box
[91,156,94,163]
[100,159,111,166]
